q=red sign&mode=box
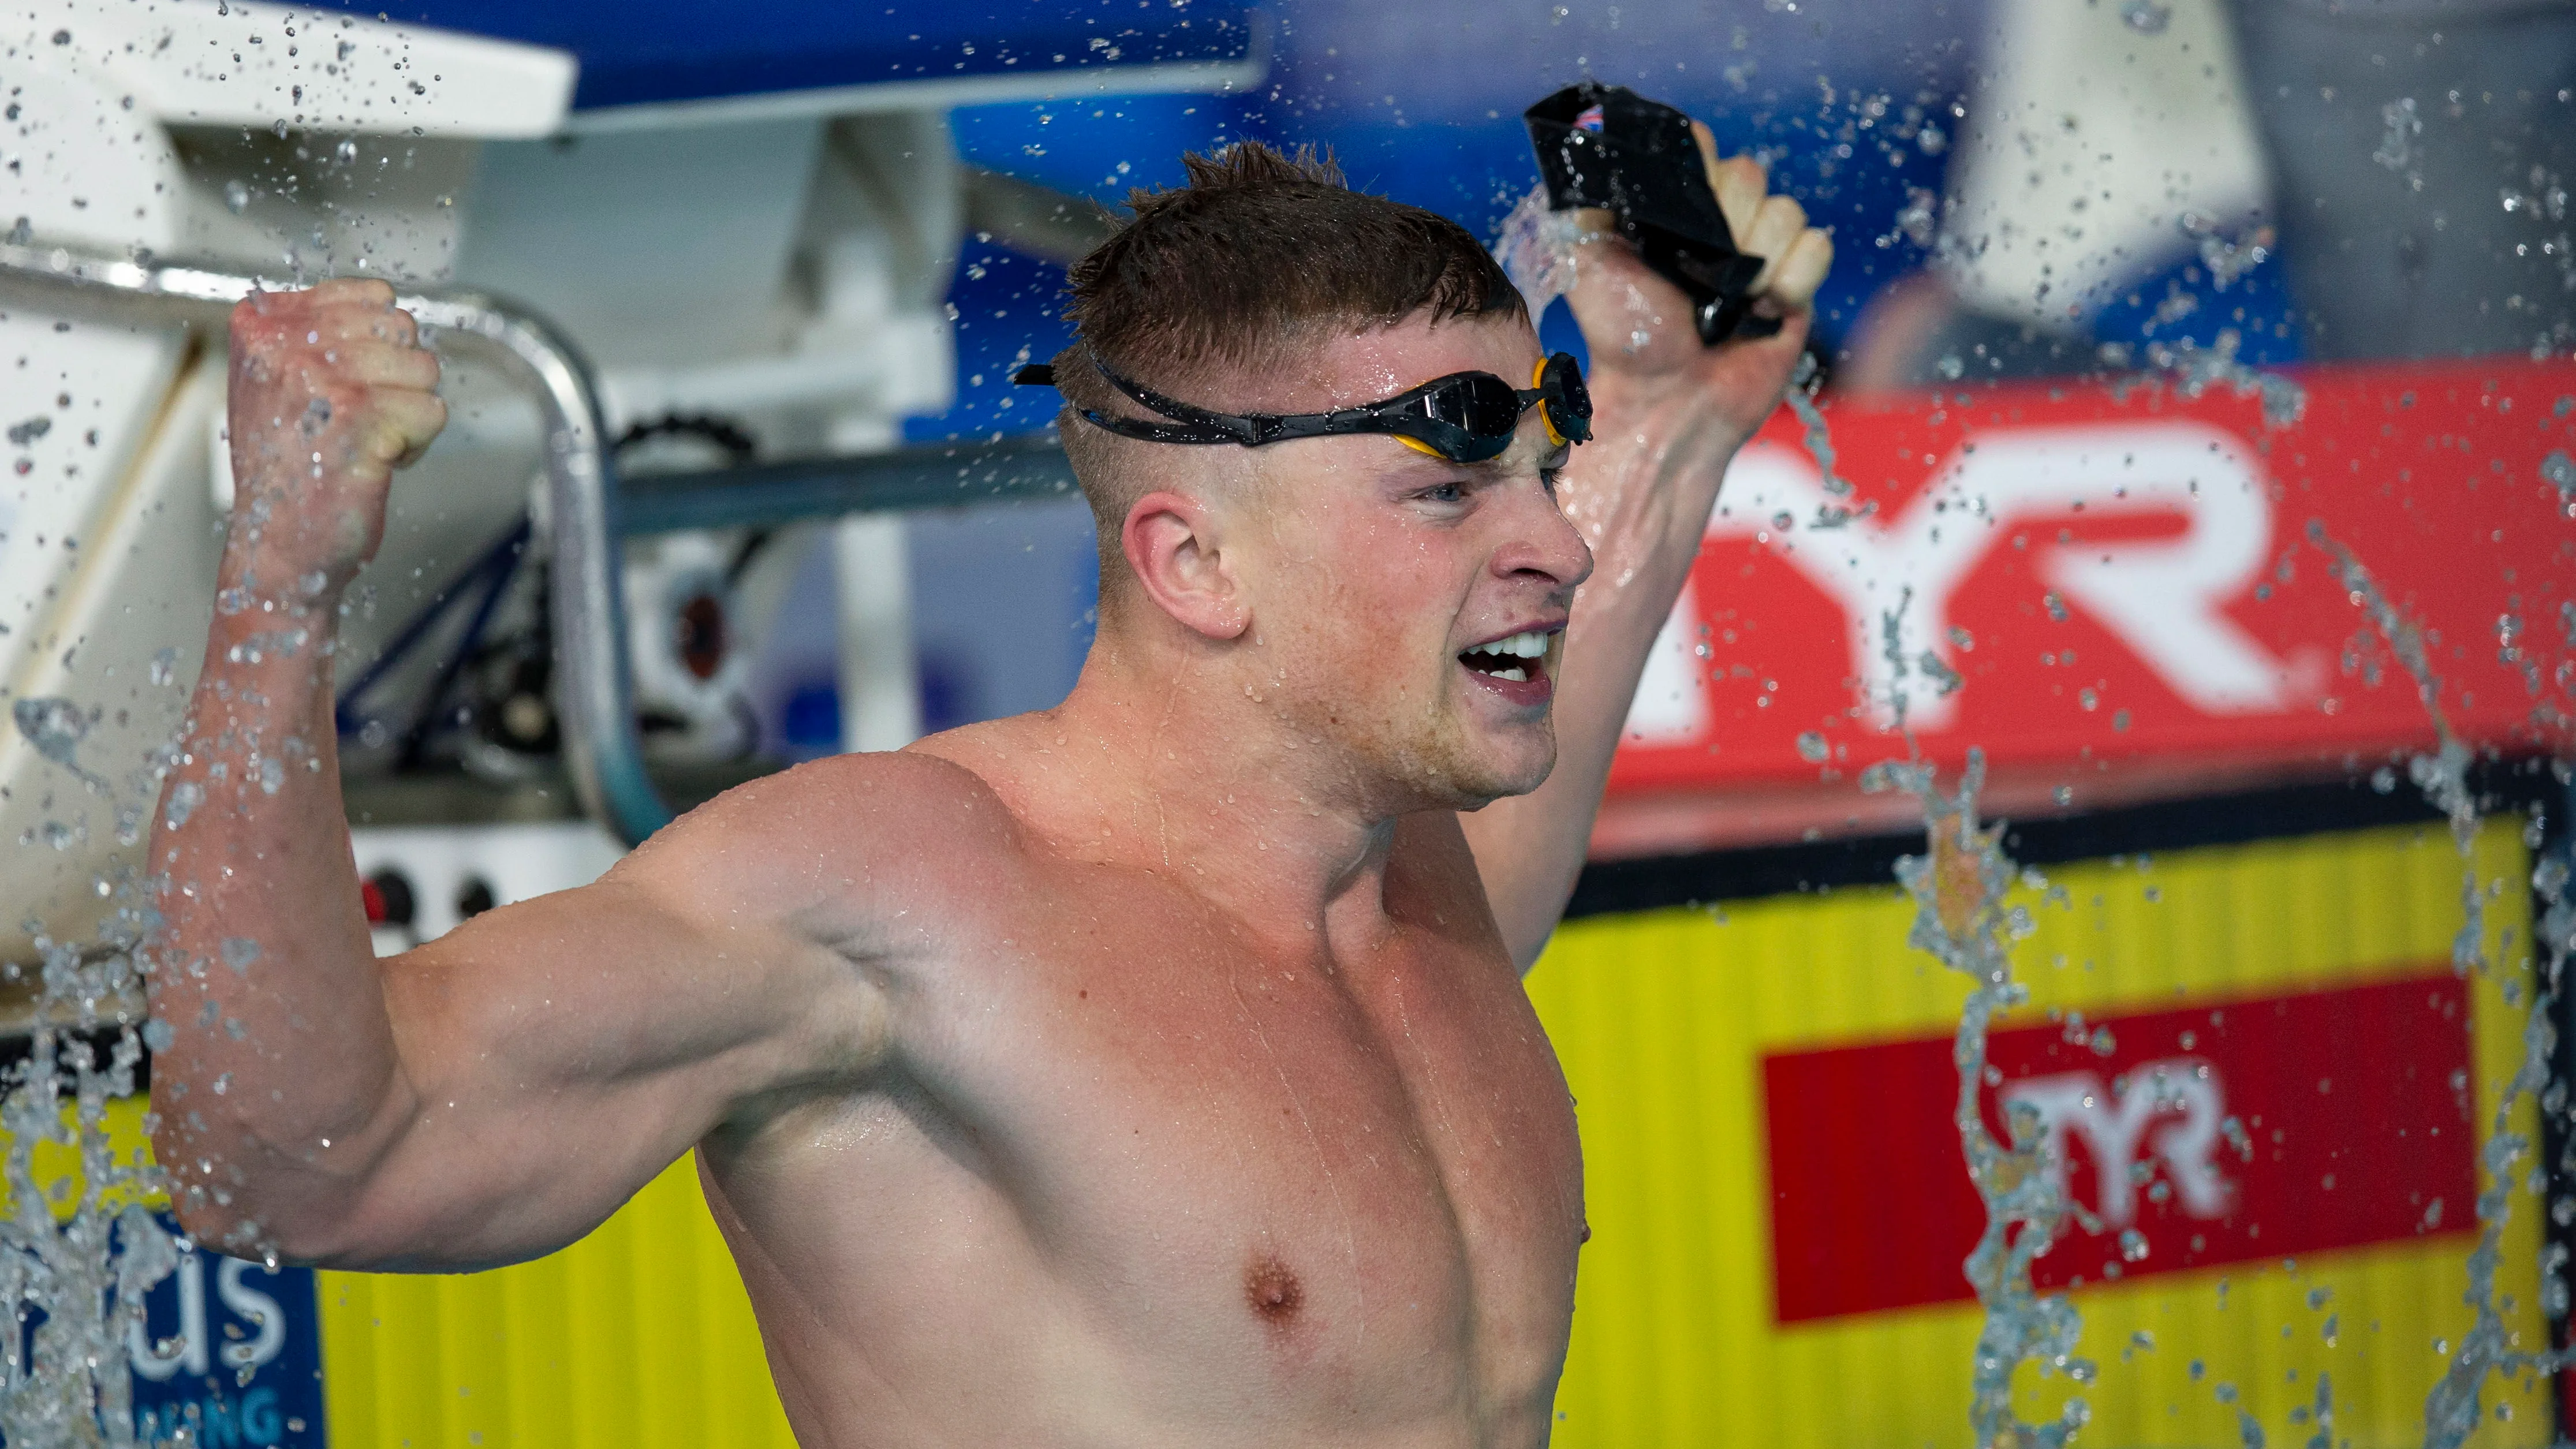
[1761,974,2476,1324]
[1608,359,2576,798]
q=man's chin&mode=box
[1332,705,1554,812]
[1424,740,1556,811]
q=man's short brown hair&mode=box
[1051,143,1529,585]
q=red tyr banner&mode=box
[1761,973,2477,1324]
[1607,359,2576,800]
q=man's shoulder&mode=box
[628,747,1031,900]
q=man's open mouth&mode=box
[1457,630,1552,684]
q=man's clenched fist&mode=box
[1563,119,1835,445]
[225,278,446,592]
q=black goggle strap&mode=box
[1012,353,1586,459]
[1089,361,1271,445]
[1080,357,1483,456]
[1009,361,1246,446]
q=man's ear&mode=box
[1122,490,1250,640]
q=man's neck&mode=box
[1016,635,1413,948]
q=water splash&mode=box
[2315,528,2482,964]
[1,698,185,1441]
[2144,330,2308,429]
[0,1025,174,1448]
[2178,214,2274,292]
[1784,352,1857,522]
[12,699,109,793]
[1866,749,2093,1449]
[2315,525,2575,1447]
[1492,182,1589,316]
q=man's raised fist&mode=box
[225,278,447,591]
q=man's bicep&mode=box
[410,864,888,1090]
[324,861,887,1267]
[305,753,965,1267]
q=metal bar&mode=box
[0,238,674,847]
[615,436,1078,535]
[332,517,530,739]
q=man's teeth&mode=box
[1461,630,1550,682]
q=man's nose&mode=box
[1490,481,1594,592]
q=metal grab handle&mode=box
[0,239,674,846]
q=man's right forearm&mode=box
[150,556,406,1249]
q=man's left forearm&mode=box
[1463,134,1832,969]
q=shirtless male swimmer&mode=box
[150,139,1830,1447]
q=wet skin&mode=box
[148,155,1830,1448]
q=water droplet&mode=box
[2374,98,2421,173]
[12,696,88,767]
[165,780,204,830]
[219,938,262,974]
[1795,730,1830,763]
[223,180,251,214]
[2541,449,2574,501]
[2118,1227,2151,1261]
[2120,0,2171,31]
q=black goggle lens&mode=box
[1404,354,1591,462]
[1423,374,1526,441]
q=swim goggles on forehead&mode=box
[1011,351,1592,464]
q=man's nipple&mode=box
[1244,1253,1303,1328]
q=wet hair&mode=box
[1051,141,1529,595]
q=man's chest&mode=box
[891,900,1586,1391]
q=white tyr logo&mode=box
[2002,1057,2234,1227]
[1636,421,2295,734]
